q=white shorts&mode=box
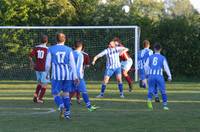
[121,58,133,71]
[36,71,50,84]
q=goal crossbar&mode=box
[0,26,140,81]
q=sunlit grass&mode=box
[0,81,200,132]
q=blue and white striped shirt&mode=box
[97,47,128,69]
[45,43,78,80]
[138,48,153,70]
[73,50,84,79]
[144,53,172,80]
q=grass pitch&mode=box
[0,81,200,132]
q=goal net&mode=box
[0,26,140,81]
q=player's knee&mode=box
[53,93,60,97]
[41,84,47,88]
[63,92,69,97]
[103,81,108,85]
[103,77,109,84]
[122,71,127,77]
[82,92,87,94]
[116,78,122,83]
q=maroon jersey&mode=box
[29,44,48,71]
[82,51,90,66]
[118,44,130,61]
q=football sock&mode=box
[69,92,76,101]
[34,84,41,97]
[147,93,153,100]
[63,95,71,114]
[82,92,91,108]
[125,76,132,85]
[154,87,159,98]
[162,94,168,106]
[139,80,146,88]
[38,87,46,100]
[76,91,81,101]
[100,84,106,96]
[118,83,123,95]
[54,96,64,108]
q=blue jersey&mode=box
[45,44,77,80]
[97,47,127,69]
[73,50,84,79]
[146,53,171,79]
[138,48,153,70]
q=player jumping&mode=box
[144,43,172,110]
[45,33,79,120]
[92,40,129,98]
[113,37,133,92]
[29,35,49,103]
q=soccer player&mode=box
[72,40,97,111]
[69,44,90,104]
[29,35,49,103]
[144,43,172,110]
[138,40,160,102]
[92,40,129,98]
[138,40,153,88]
[45,33,79,120]
[113,37,133,92]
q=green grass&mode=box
[0,81,200,132]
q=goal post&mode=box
[0,26,140,81]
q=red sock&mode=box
[70,92,76,101]
[76,91,81,100]
[125,75,132,85]
[34,84,41,97]
[38,87,46,100]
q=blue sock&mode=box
[54,96,64,108]
[118,83,123,95]
[154,88,159,98]
[147,93,153,101]
[62,95,70,115]
[100,84,106,96]
[82,92,91,108]
[162,94,168,106]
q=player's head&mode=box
[143,40,150,48]
[113,37,121,46]
[74,40,83,51]
[154,43,162,52]
[56,33,66,43]
[41,35,48,44]
[108,40,116,48]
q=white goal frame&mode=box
[0,26,140,81]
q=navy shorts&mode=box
[51,80,73,95]
[72,79,87,93]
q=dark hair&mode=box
[154,43,162,51]
[74,40,83,49]
[56,33,66,43]
[143,40,150,48]
[113,37,121,43]
[41,35,48,43]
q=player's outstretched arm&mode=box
[92,56,98,65]
[144,58,150,75]
[45,51,51,72]
[29,49,35,70]
[92,49,107,65]
[117,47,129,55]
[28,56,35,70]
[163,59,172,81]
[69,51,80,85]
